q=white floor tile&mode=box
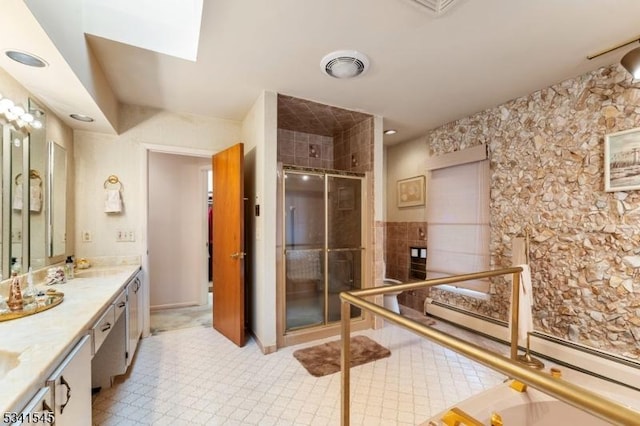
[93,318,507,425]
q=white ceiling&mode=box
[3,0,640,144]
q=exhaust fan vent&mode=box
[320,50,370,79]
[411,0,460,16]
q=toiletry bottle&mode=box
[65,256,74,280]
[8,271,23,312]
[22,267,37,311]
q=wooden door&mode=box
[212,143,245,346]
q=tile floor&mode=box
[92,313,507,425]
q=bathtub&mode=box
[423,380,632,425]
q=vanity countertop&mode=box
[0,264,140,415]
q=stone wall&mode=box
[428,64,640,360]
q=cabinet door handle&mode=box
[118,301,126,308]
[101,322,112,332]
[230,252,246,259]
[59,375,71,414]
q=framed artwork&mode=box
[397,175,425,207]
[604,127,640,192]
[337,186,354,210]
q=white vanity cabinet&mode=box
[126,272,143,367]
[91,290,127,390]
[9,387,53,426]
[46,335,92,426]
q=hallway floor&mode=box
[92,310,507,425]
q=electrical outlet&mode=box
[82,231,92,242]
[127,230,135,242]
[11,230,21,242]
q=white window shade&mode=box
[426,159,490,292]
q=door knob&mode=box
[230,252,246,259]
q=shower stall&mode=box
[281,168,365,333]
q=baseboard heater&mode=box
[425,300,640,391]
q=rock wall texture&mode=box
[428,64,640,360]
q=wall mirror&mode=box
[3,125,29,278]
[29,99,47,269]
[47,140,66,259]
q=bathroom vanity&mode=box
[0,264,142,425]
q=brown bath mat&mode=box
[293,335,391,377]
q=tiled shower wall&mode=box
[277,129,333,169]
[277,117,378,291]
[334,118,373,173]
[385,221,428,311]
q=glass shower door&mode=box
[327,175,362,322]
[284,172,325,330]
[284,171,364,331]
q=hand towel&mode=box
[104,189,122,213]
[30,182,42,212]
[13,183,23,210]
[510,263,534,347]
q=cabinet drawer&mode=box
[91,305,115,355]
[113,290,126,322]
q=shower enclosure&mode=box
[283,169,364,332]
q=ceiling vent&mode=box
[410,0,460,16]
[320,50,370,79]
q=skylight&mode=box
[83,0,203,61]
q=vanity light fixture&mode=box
[70,113,94,123]
[384,129,397,135]
[5,50,48,68]
[0,93,41,130]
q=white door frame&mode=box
[140,143,217,337]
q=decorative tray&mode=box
[0,291,64,322]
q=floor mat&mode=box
[293,335,391,377]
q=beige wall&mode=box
[427,64,640,360]
[241,90,279,352]
[73,104,241,258]
[385,136,429,222]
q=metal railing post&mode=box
[341,299,351,426]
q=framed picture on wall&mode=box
[397,175,425,207]
[605,127,640,192]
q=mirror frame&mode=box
[47,140,66,261]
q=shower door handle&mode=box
[231,252,246,259]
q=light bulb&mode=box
[20,113,34,123]
[0,98,14,112]
[31,120,42,129]
[10,105,25,116]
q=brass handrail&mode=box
[339,267,640,426]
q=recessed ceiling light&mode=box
[70,113,95,122]
[384,129,397,135]
[5,50,48,68]
[320,50,370,79]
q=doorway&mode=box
[147,150,212,332]
[283,169,365,332]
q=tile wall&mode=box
[385,221,428,312]
[277,129,333,169]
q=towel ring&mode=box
[103,175,123,191]
[15,169,43,186]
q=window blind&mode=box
[426,159,490,292]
